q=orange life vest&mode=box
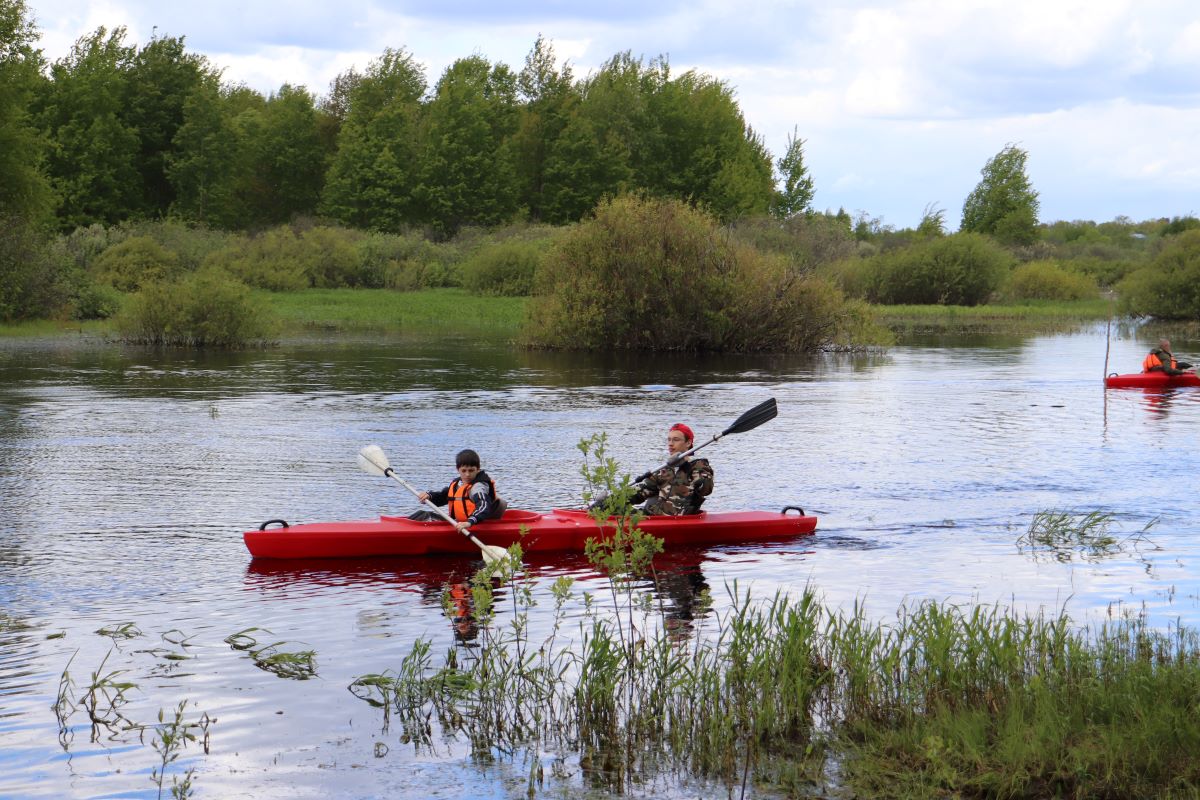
[446,474,499,522]
[1143,351,1176,373]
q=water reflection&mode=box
[4,325,1200,799]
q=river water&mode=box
[1,325,1198,799]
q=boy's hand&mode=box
[456,521,472,533]
[418,491,429,503]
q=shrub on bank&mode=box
[524,195,882,351]
[92,236,181,292]
[461,239,546,296]
[0,215,69,321]
[1118,229,1200,319]
[203,226,365,290]
[123,219,236,271]
[729,213,857,270]
[862,232,1010,305]
[115,268,276,347]
[1000,260,1099,301]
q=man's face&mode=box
[667,431,690,456]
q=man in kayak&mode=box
[1143,339,1194,376]
[411,449,505,531]
[631,423,714,516]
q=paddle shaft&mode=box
[383,468,496,551]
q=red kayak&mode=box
[1105,371,1200,389]
[243,507,818,560]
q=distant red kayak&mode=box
[243,507,818,559]
[1105,371,1200,389]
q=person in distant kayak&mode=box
[631,423,714,516]
[411,449,505,532]
[1143,339,1193,376]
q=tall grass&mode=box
[346,490,1200,797]
[878,298,1112,337]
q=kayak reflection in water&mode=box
[631,423,714,516]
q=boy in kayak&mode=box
[1143,339,1193,376]
[631,423,714,516]
[412,449,505,531]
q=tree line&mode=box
[1,0,816,237]
[4,0,1198,332]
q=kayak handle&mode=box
[780,505,806,516]
[259,519,290,530]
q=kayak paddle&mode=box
[634,397,779,483]
[357,444,510,565]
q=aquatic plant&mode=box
[1016,509,1157,562]
[224,627,317,679]
[149,699,212,800]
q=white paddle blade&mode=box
[480,544,511,566]
[357,444,391,476]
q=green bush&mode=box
[0,215,67,321]
[1162,215,1200,237]
[59,223,129,272]
[123,219,236,271]
[1058,253,1140,288]
[728,213,857,270]
[524,195,885,351]
[203,225,390,290]
[862,233,1011,305]
[115,268,277,347]
[819,256,874,300]
[92,236,181,292]
[70,281,123,320]
[302,226,366,287]
[203,228,309,291]
[1001,260,1098,301]
[461,239,545,296]
[1118,229,1200,319]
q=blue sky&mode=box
[26,0,1200,229]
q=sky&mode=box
[24,0,1200,230]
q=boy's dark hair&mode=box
[455,449,481,468]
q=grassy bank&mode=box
[260,288,528,337]
[878,298,1114,338]
[1,292,1124,344]
[0,319,109,338]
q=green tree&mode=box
[245,84,327,224]
[916,203,947,238]
[320,47,426,230]
[772,127,815,218]
[960,143,1040,245]
[512,34,576,222]
[0,0,52,223]
[540,110,627,223]
[167,77,238,226]
[418,55,520,236]
[124,33,213,217]
[640,66,773,219]
[37,27,141,229]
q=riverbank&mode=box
[0,291,1120,344]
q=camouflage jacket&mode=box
[632,456,714,516]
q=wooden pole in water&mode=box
[1103,293,1114,379]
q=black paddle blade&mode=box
[722,398,777,436]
